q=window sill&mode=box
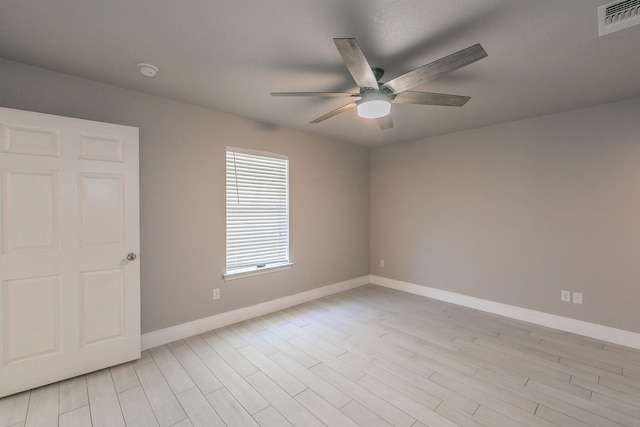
[223,262,293,281]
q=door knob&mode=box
[127,253,137,261]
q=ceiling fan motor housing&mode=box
[371,67,385,83]
[358,87,394,103]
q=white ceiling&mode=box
[1,0,639,146]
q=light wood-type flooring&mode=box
[2,284,640,426]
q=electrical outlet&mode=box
[572,292,583,305]
[561,290,571,302]
[213,288,220,300]
[379,259,385,268]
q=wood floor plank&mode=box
[526,379,637,426]
[184,335,216,359]
[365,351,479,414]
[270,351,351,408]
[559,356,622,379]
[110,362,140,393]
[169,341,223,395]
[133,350,154,367]
[238,317,267,333]
[296,325,349,357]
[474,405,527,427]
[86,369,125,427]
[340,400,393,427]
[255,328,320,368]
[290,336,365,382]
[310,362,416,427]
[205,387,259,427]
[275,307,313,328]
[380,335,479,378]
[25,384,58,427]
[591,391,640,421]
[134,359,187,427]
[474,335,561,364]
[0,391,30,426]
[470,336,600,385]
[58,405,91,427]
[598,373,640,397]
[202,332,259,378]
[429,372,552,426]
[201,352,268,415]
[435,402,493,427]
[488,370,626,427]
[245,372,324,427]
[168,419,193,427]
[294,389,359,427]
[58,376,88,415]
[537,339,626,374]
[357,375,458,427]
[252,314,297,341]
[228,323,279,356]
[237,345,306,396]
[458,339,572,384]
[345,334,436,379]
[339,352,442,410]
[570,374,640,408]
[118,385,160,427]
[176,387,224,427]
[535,404,592,427]
[150,345,196,394]
[252,406,292,427]
[216,326,250,349]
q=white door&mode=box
[0,107,140,397]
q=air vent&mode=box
[598,0,640,36]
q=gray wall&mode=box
[371,98,640,333]
[0,58,370,333]
[3,56,638,337]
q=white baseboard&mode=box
[370,275,640,350]
[141,275,369,350]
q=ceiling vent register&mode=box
[598,0,640,36]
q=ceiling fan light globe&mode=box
[357,100,391,119]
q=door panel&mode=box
[3,275,60,363]
[0,107,140,397]
[80,268,124,346]
[1,124,59,157]
[3,170,60,253]
[79,134,123,162]
[80,173,124,246]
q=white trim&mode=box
[370,275,640,350]
[226,145,288,161]
[223,262,293,281]
[141,275,369,350]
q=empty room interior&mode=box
[1,1,640,426]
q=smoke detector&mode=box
[137,63,159,78]
[598,0,640,36]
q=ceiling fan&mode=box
[271,38,487,130]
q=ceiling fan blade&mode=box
[334,38,379,89]
[271,91,359,97]
[376,115,393,130]
[383,44,487,94]
[393,91,470,106]
[309,102,357,123]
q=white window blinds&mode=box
[226,148,289,274]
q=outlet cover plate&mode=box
[572,292,583,304]
[561,290,571,302]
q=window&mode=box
[224,147,291,280]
